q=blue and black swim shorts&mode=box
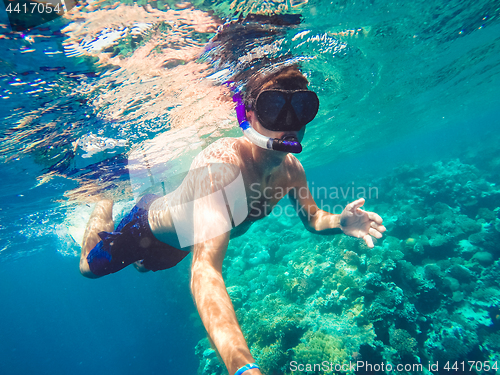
[87,194,189,276]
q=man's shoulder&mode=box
[208,137,240,151]
[284,153,305,173]
[191,137,242,170]
[283,154,306,185]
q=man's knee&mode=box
[79,258,101,279]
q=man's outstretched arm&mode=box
[189,161,261,375]
[288,183,342,233]
[288,161,385,248]
[191,233,261,375]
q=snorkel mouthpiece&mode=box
[231,90,302,154]
[272,136,302,153]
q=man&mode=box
[79,66,386,375]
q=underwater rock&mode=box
[293,332,345,368]
[495,218,500,233]
[428,233,450,247]
[405,237,416,246]
[451,291,464,302]
[195,338,224,375]
[469,232,488,244]
[343,250,361,267]
[415,283,442,314]
[458,239,476,254]
[424,263,442,281]
[468,230,498,252]
[362,272,383,291]
[472,251,494,265]
[454,303,492,330]
[203,348,216,358]
[471,286,500,308]
[477,207,497,221]
[226,285,246,310]
[230,256,247,273]
[367,283,405,322]
[448,264,475,282]
[484,332,500,353]
[425,323,479,362]
[442,276,460,292]
[389,328,417,356]
[395,302,418,323]
[456,215,483,234]
[252,342,286,375]
[248,248,270,265]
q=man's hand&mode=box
[339,198,386,248]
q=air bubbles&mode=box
[76,133,127,159]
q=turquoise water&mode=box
[1,0,500,374]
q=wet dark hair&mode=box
[244,65,309,109]
[208,14,301,67]
[203,13,306,108]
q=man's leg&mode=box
[79,200,114,278]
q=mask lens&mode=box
[255,91,287,129]
[255,90,319,131]
[291,91,319,125]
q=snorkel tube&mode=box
[232,91,302,154]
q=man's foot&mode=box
[79,199,114,278]
[133,260,151,273]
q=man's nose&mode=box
[285,109,294,126]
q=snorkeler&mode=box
[79,65,386,375]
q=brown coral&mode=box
[343,250,361,266]
[390,329,417,355]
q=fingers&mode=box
[364,229,382,248]
[368,227,383,239]
[367,211,383,224]
[345,198,365,212]
[370,221,386,233]
[363,234,374,248]
[351,198,365,210]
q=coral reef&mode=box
[195,155,500,375]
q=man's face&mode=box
[247,109,306,143]
[247,78,312,144]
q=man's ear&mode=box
[246,110,256,123]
